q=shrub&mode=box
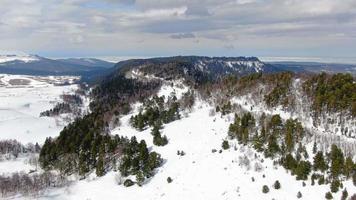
[297,191,302,199]
[341,189,348,200]
[325,192,333,200]
[273,180,281,189]
[262,185,269,193]
[330,179,340,193]
[222,140,230,150]
[124,179,135,187]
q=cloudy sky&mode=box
[1,0,356,62]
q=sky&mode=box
[0,0,356,63]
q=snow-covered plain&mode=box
[0,74,79,144]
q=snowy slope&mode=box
[27,83,353,200]
[36,101,354,200]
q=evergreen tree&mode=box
[330,145,344,178]
[136,171,145,186]
[273,180,281,189]
[344,156,354,178]
[341,188,348,200]
[313,151,328,172]
[312,141,317,154]
[222,140,230,150]
[262,185,269,193]
[325,192,333,200]
[96,144,105,177]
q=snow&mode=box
[1,78,354,200]
[0,155,37,174]
[0,74,79,144]
[35,100,353,200]
[157,80,189,100]
[0,54,39,64]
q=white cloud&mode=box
[0,0,355,60]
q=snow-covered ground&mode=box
[37,101,354,200]
[1,78,354,199]
[0,74,79,144]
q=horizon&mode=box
[0,0,356,63]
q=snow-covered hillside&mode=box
[0,74,79,144]
[38,100,354,200]
[23,82,352,200]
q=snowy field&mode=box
[0,74,79,144]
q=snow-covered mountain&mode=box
[0,53,114,76]
[0,54,40,64]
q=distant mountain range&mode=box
[269,61,356,75]
[1,54,355,80]
[0,54,114,76]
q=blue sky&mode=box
[0,0,356,63]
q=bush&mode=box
[167,177,173,183]
[330,179,340,193]
[297,191,302,199]
[341,189,348,200]
[262,185,269,193]
[325,192,333,200]
[124,179,135,187]
[273,180,281,189]
[222,140,230,150]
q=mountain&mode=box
[0,54,114,76]
[1,55,355,199]
[269,61,356,75]
[111,56,279,82]
[57,58,114,69]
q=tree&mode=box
[330,145,344,178]
[273,180,281,189]
[136,171,145,186]
[330,179,340,193]
[313,151,328,172]
[297,191,302,198]
[312,141,317,154]
[344,156,354,178]
[325,192,333,200]
[295,161,311,180]
[341,189,348,200]
[262,185,269,193]
[96,145,105,177]
[167,177,173,183]
[222,140,230,150]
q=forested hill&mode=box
[35,55,356,199]
[110,56,279,82]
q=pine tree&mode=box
[330,145,344,178]
[96,144,105,177]
[312,141,317,154]
[313,151,328,172]
[341,188,348,200]
[325,192,333,199]
[136,171,145,186]
[344,156,354,178]
[273,180,281,189]
[222,140,230,150]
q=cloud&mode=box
[170,33,196,39]
[0,0,355,60]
